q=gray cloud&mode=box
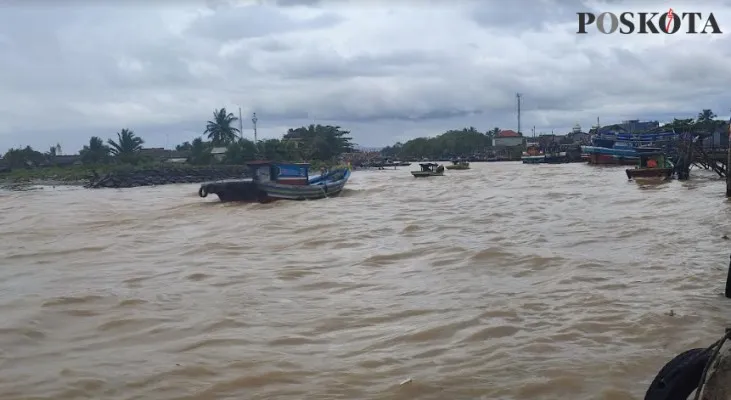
[185,3,342,41]
[1,0,731,153]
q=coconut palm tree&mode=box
[79,136,111,164]
[107,129,144,163]
[204,108,240,146]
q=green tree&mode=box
[187,138,213,165]
[283,124,354,161]
[224,138,258,164]
[79,136,111,165]
[204,108,240,146]
[260,138,299,161]
[107,129,144,164]
[3,146,45,168]
[381,127,493,159]
[664,118,695,133]
[176,141,192,152]
[697,109,717,123]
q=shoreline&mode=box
[0,164,251,191]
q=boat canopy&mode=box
[247,161,311,185]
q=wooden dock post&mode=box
[726,117,730,197]
[698,336,731,399]
[726,141,730,197]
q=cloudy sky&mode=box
[1,0,730,154]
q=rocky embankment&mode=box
[86,166,250,189]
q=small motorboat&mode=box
[626,147,674,180]
[445,159,470,170]
[411,162,445,177]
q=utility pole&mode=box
[726,113,730,197]
[252,112,259,158]
[238,107,244,140]
[252,112,258,143]
[516,93,522,135]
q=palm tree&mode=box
[107,129,144,163]
[696,109,723,136]
[697,109,717,123]
[80,136,111,165]
[204,108,240,146]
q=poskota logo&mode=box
[577,8,722,34]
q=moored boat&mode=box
[445,159,470,170]
[544,151,569,164]
[411,163,445,177]
[581,131,678,165]
[198,160,351,202]
[625,148,674,180]
[521,143,545,164]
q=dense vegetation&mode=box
[1,107,355,177]
[380,127,505,159]
[661,109,728,135]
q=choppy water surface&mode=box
[1,162,730,400]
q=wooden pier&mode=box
[674,133,728,198]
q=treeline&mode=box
[1,107,355,169]
[661,109,727,134]
[380,127,503,159]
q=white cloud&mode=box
[1,0,730,153]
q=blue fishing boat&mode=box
[198,161,351,203]
[581,131,678,165]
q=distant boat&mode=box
[521,143,545,164]
[625,147,674,180]
[544,151,569,164]
[411,163,445,177]
[198,161,351,203]
[446,160,470,170]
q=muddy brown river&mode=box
[1,162,730,400]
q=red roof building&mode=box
[496,129,521,137]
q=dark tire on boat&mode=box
[644,348,709,400]
[198,186,208,198]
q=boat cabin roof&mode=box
[635,147,665,157]
[419,162,439,167]
[635,147,663,153]
[246,160,311,167]
[638,152,664,158]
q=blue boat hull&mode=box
[260,168,351,200]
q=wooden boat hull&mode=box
[411,171,444,177]
[625,167,673,180]
[445,165,470,170]
[199,168,351,202]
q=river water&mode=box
[1,162,730,400]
